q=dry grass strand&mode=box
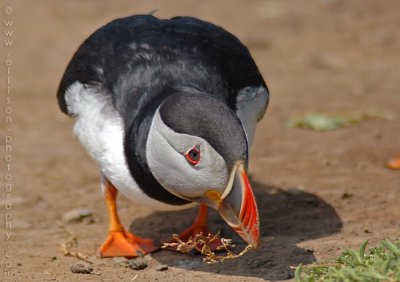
[162,232,253,264]
[56,220,93,263]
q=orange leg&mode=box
[166,204,223,251]
[98,178,158,258]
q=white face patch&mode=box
[146,110,229,199]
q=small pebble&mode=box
[341,193,353,200]
[363,226,372,234]
[14,221,32,229]
[155,264,168,271]
[70,262,93,274]
[127,259,147,270]
[287,187,304,195]
[62,208,92,223]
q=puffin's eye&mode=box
[185,145,201,166]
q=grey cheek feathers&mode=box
[146,110,228,199]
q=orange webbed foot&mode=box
[99,230,158,258]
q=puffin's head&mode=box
[146,92,259,248]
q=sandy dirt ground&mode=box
[1,0,399,281]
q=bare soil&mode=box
[1,0,399,281]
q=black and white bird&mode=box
[57,15,269,257]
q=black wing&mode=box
[57,15,268,120]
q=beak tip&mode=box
[232,216,260,249]
[248,220,260,249]
[251,242,259,250]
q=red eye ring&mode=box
[185,145,201,166]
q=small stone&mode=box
[70,262,93,274]
[341,193,353,200]
[62,208,92,223]
[14,220,32,229]
[287,187,304,195]
[127,259,147,270]
[363,226,372,234]
[155,264,168,271]
[51,256,57,261]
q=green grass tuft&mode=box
[295,239,400,282]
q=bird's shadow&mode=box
[130,181,342,281]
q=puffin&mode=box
[57,15,269,258]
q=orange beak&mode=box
[217,162,260,248]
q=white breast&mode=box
[64,82,194,211]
